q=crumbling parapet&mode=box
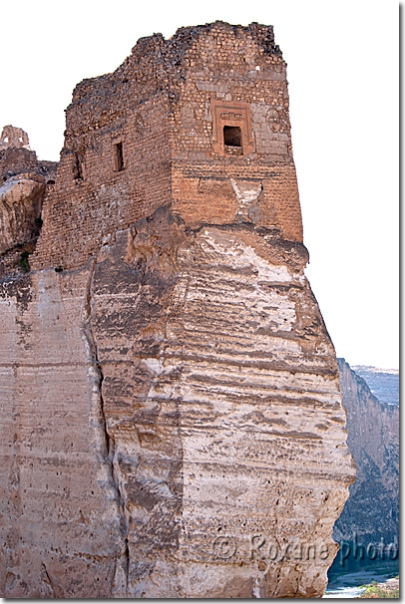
[0,126,37,183]
[0,126,58,184]
[0,22,355,598]
[0,125,31,150]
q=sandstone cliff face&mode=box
[0,22,355,598]
[0,126,57,274]
[0,175,44,254]
[0,215,354,598]
[333,360,399,546]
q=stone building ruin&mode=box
[0,22,355,598]
[30,21,303,271]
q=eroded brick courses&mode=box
[32,21,303,271]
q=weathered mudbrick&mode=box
[0,22,355,598]
[32,21,302,271]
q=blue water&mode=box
[324,569,398,599]
[323,586,366,598]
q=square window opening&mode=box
[115,142,124,171]
[223,126,242,148]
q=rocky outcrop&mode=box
[0,22,355,598]
[88,212,355,597]
[334,359,399,546]
[0,174,45,254]
[0,126,58,260]
[0,213,355,598]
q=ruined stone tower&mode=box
[0,22,355,598]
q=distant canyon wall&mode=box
[0,22,355,598]
[0,212,355,598]
[352,365,399,407]
[334,359,399,547]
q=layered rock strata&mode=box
[0,22,355,598]
[333,360,399,547]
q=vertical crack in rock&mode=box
[0,22,356,598]
[88,215,187,597]
[40,563,56,598]
[82,259,129,596]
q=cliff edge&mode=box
[0,22,355,598]
[334,359,399,547]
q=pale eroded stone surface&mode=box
[0,175,45,254]
[0,21,356,598]
[88,213,354,597]
[0,213,355,597]
[0,269,125,597]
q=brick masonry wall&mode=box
[32,21,303,271]
[170,23,302,242]
[0,24,355,598]
[33,91,171,270]
[1,148,38,179]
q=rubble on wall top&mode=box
[0,125,31,151]
[71,21,282,105]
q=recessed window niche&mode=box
[114,142,124,172]
[211,100,254,156]
[224,126,242,147]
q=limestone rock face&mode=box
[0,209,355,598]
[88,212,355,597]
[0,175,45,254]
[0,22,355,598]
[0,269,124,598]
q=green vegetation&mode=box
[358,580,399,599]
[20,250,30,273]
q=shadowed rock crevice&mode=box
[89,208,186,596]
[0,21,355,598]
[82,260,130,596]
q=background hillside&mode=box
[329,359,399,578]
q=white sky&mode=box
[0,0,399,369]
